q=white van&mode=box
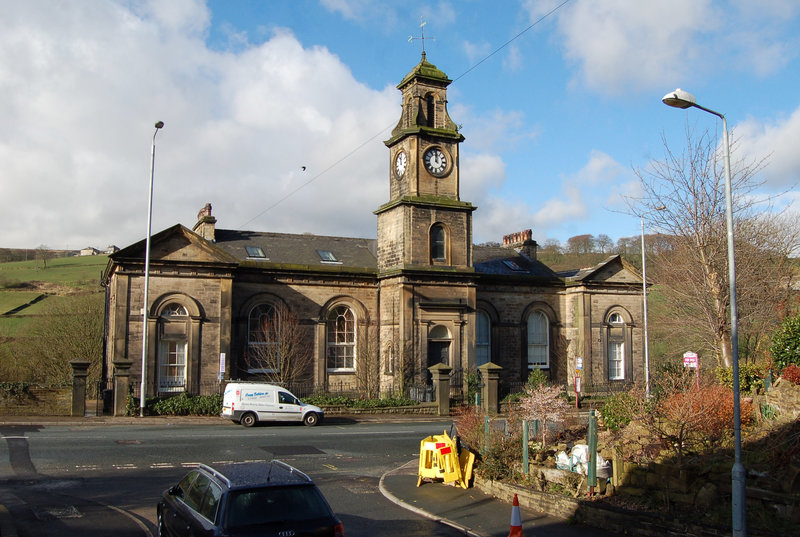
[221,383,323,427]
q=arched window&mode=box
[326,306,355,371]
[430,224,446,261]
[526,311,549,369]
[607,312,625,380]
[158,302,188,393]
[247,304,280,374]
[476,310,491,366]
[425,92,436,127]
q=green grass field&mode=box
[0,255,108,339]
[0,291,44,314]
[0,254,109,288]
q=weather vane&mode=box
[408,16,435,56]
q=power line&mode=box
[238,1,572,230]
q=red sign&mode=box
[683,352,698,368]
[574,375,582,393]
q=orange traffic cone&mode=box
[508,493,522,537]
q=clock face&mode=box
[424,147,447,176]
[395,151,407,178]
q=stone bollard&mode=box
[428,363,453,416]
[112,360,134,417]
[478,362,503,415]
[69,360,91,417]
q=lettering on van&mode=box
[243,392,270,398]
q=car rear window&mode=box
[225,485,332,529]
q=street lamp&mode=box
[140,121,164,418]
[662,89,746,536]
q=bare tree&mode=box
[631,125,799,367]
[540,238,562,254]
[36,244,52,269]
[518,385,573,448]
[566,234,595,254]
[595,234,613,254]
[355,322,380,398]
[244,303,313,386]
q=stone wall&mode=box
[475,477,774,537]
[765,377,800,419]
[0,386,71,416]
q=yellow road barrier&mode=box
[417,430,475,489]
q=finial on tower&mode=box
[408,16,435,58]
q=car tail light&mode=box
[334,522,344,537]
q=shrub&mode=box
[126,393,222,416]
[300,393,417,408]
[453,405,486,454]
[714,362,763,394]
[601,389,646,431]
[526,369,548,391]
[781,364,800,385]
[770,313,800,371]
[653,384,753,464]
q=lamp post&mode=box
[140,121,164,418]
[641,215,651,398]
[662,89,745,536]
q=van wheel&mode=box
[303,413,319,427]
[240,412,257,427]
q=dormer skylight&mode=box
[245,246,266,259]
[502,259,525,272]
[317,250,341,264]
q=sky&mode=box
[1,0,799,251]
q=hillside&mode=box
[0,255,107,336]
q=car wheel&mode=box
[241,412,257,427]
[303,412,319,427]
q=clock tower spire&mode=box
[376,54,474,272]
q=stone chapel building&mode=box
[102,54,645,400]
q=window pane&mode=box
[609,341,624,380]
[430,225,446,260]
[527,311,548,368]
[226,486,331,529]
[159,340,186,392]
[327,306,355,370]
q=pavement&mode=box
[0,415,622,537]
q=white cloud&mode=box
[530,0,716,94]
[0,0,397,248]
[736,106,800,189]
[525,0,800,95]
[462,40,491,65]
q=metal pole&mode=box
[641,216,651,398]
[140,121,164,417]
[719,114,746,537]
[662,91,746,535]
[522,420,529,476]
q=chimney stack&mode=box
[502,229,537,260]
[193,203,216,242]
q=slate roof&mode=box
[556,255,624,282]
[213,229,378,269]
[473,245,560,279]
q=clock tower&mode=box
[375,52,475,272]
[376,53,477,393]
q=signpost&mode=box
[683,351,700,388]
[574,357,583,408]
